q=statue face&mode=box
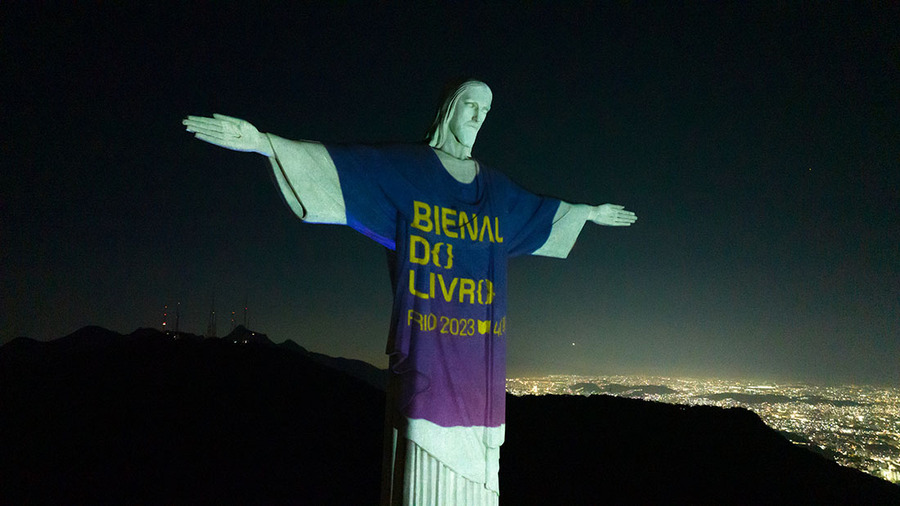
[448,85,492,149]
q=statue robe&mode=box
[266,135,591,504]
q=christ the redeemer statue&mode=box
[184,80,636,506]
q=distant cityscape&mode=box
[507,375,900,485]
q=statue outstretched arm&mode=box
[532,202,637,258]
[183,114,346,224]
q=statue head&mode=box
[426,79,492,159]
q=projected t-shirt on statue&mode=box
[329,142,560,488]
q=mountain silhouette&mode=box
[1,326,384,505]
[1,326,897,505]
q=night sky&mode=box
[3,3,898,385]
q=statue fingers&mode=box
[183,116,227,134]
[184,115,218,124]
[616,213,637,225]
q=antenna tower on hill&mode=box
[174,301,181,336]
[206,295,217,338]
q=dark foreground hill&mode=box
[1,327,897,505]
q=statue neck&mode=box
[437,135,472,160]
[433,148,478,184]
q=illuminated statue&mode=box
[184,80,636,505]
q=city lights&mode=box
[508,375,900,484]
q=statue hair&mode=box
[425,79,491,156]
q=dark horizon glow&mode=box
[2,3,898,386]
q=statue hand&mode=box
[182,114,272,156]
[590,204,637,226]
